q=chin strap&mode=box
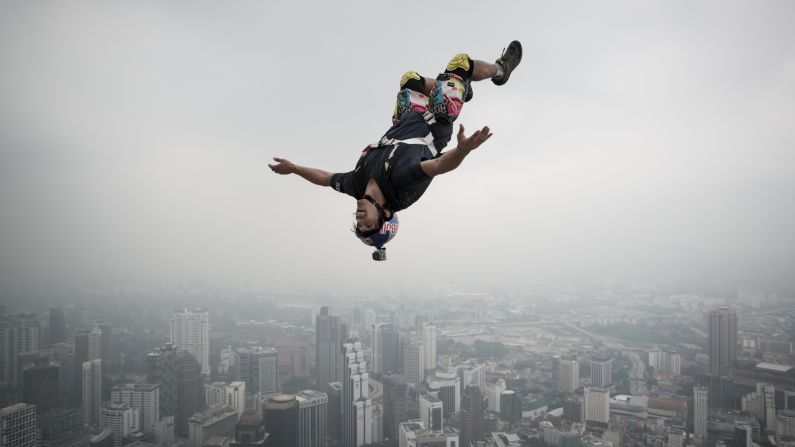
[364,194,391,221]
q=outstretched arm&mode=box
[420,124,493,177]
[268,157,332,187]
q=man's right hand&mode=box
[268,157,296,175]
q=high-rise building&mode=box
[22,363,60,413]
[234,347,278,394]
[591,357,612,388]
[274,340,311,380]
[694,385,708,442]
[37,407,91,447]
[370,403,383,444]
[649,350,681,376]
[0,403,37,447]
[315,307,346,392]
[326,382,342,445]
[777,410,795,444]
[231,409,266,447]
[668,428,686,447]
[263,394,299,447]
[383,375,408,441]
[147,343,177,418]
[559,358,579,394]
[458,362,487,392]
[461,385,485,447]
[422,323,437,372]
[87,327,102,365]
[95,322,112,366]
[499,390,521,427]
[82,359,102,427]
[188,405,240,447]
[0,315,40,387]
[427,370,460,416]
[486,379,507,413]
[583,387,609,424]
[258,351,279,395]
[101,403,140,447]
[765,384,776,432]
[206,381,246,416]
[708,307,737,376]
[342,341,372,447]
[401,339,425,385]
[734,423,752,447]
[111,383,160,434]
[563,397,583,423]
[176,351,203,438]
[786,390,795,411]
[296,389,328,447]
[372,323,385,375]
[419,394,443,432]
[170,308,210,376]
[49,308,67,347]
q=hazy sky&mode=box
[1,1,793,290]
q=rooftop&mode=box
[755,362,793,373]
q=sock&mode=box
[494,63,505,79]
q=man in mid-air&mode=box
[269,41,523,260]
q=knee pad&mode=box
[399,71,426,93]
[445,53,474,80]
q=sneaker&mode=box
[492,40,522,86]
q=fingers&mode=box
[458,124,466,137]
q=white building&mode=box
[649,350,681,376]
[111,383,160,434]
[559,359,579,394]
[584,387,609,424]
[765,384,776,431]
[487,379,507,413]
[342,341,372,447]
[258,351,279,395]
[419,394,444,432]
[170,308,210,376]
[0,403,37,447]
[205,381,246,416]
[296,389,328,447]
[101,403,140,447]
[694,386,708,443]
[372,323,385,375]
[82,359,102,427]
[88,327,103,361]
[422,323,437,371]
[667,428,685,447]
[154,416,175,445]
[402,339,425,384]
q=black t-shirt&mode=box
[331,112,448,212]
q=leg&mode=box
[392,71,431,125]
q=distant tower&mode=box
[315,307,345,392]
[765,384,776,432]
[101,403,139,447]
[176,351,203,438]
[583,387,609,424]
[708,307,737,376]
[0,403,38,447]
[88,327,102,362]
[22,363,61,413]
[694,385,708,442]
[147,343,178,418]
[170,308,210,376]
[263,394,299,447]
[48,308,66,346]
[422,323,437,372]
[342,341,372,447]
[461,385,485,447]
[372,323,385,375]
[296,389,328,447]
[591,357,612,388]
[82,359,102,427]
[558,358,579,394]
[258,350,279,395]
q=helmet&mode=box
[358,213,399,248]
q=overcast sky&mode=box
[1,1,793,291]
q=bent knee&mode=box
[445,53,474,79]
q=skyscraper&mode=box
[419,394,443,432]
[258,350,279,395]
[315,307,346,392]
[0,403,37,447]
[383,375,408,441]
[48,308,66,347]
[176,351,203,437]
[372,323,385,375]
[765,384,776,432]
[263,394,299,447]
[111,383,160,434]
[101,403,140,447]
[231,409,267,447]
[87,327,102,363]
[326,382,342,445]
[583,387,609,424]
[461,385,485,447]
[234,346,278,394]
[342,341,372,447]
[170,308,210,376]
[591,357,612,388]
[82,359,102,427]
[401,339,425,385]
[22,363,61,413]
[422,323,437,372]
[206,381,246,416]
[147,343,177,418]
[559,358,579,394]
[708,307,737,376]
[694,385,708,442]
[95,322,112,365]
[296,389,328,447]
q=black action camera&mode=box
[372,247,387,261]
